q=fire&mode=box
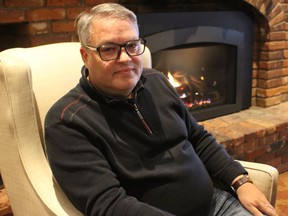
[166,70,213,110]
[167,71,181,87]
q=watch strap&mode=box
[231,175,253,191]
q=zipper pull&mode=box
[133,104,153,135]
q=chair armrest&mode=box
[237,160,278,206]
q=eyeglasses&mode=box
[85,38,146,61]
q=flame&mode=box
[165,71,213,109]
[167,71,181,87]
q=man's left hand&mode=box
[236,182,278,216]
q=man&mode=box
[45,3,277,216]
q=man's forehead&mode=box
[89,19,139,45]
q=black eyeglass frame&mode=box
[85,38,147,61]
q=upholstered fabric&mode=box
[0,42,277,216]
[0,43,84,216]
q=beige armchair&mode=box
[0,42,278,216]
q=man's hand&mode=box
[236,182,278,216]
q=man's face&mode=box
[80,18,143,98]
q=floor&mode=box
[0,172,287,215]
[276,171,288,216]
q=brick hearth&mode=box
[199,101,288,173]
[0,0,287,172]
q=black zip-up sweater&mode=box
[45,67,246,216]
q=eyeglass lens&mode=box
[98,39,145,61]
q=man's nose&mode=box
[118,47,132,61]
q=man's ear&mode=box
[80,47,88,65]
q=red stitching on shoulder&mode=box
[60,94,84,120]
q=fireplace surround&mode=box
[137,11,254,120]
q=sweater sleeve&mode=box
[45,121,174,216]
[184,110,247,186]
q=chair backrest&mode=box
[0,42,152,216]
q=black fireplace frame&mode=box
[137,11,254,121]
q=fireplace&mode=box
[137,11,254,121]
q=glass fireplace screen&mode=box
[152,43,237,111]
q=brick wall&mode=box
[0,0,117,47]
[251,0,288,108]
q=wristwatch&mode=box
[231,175,253,191]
